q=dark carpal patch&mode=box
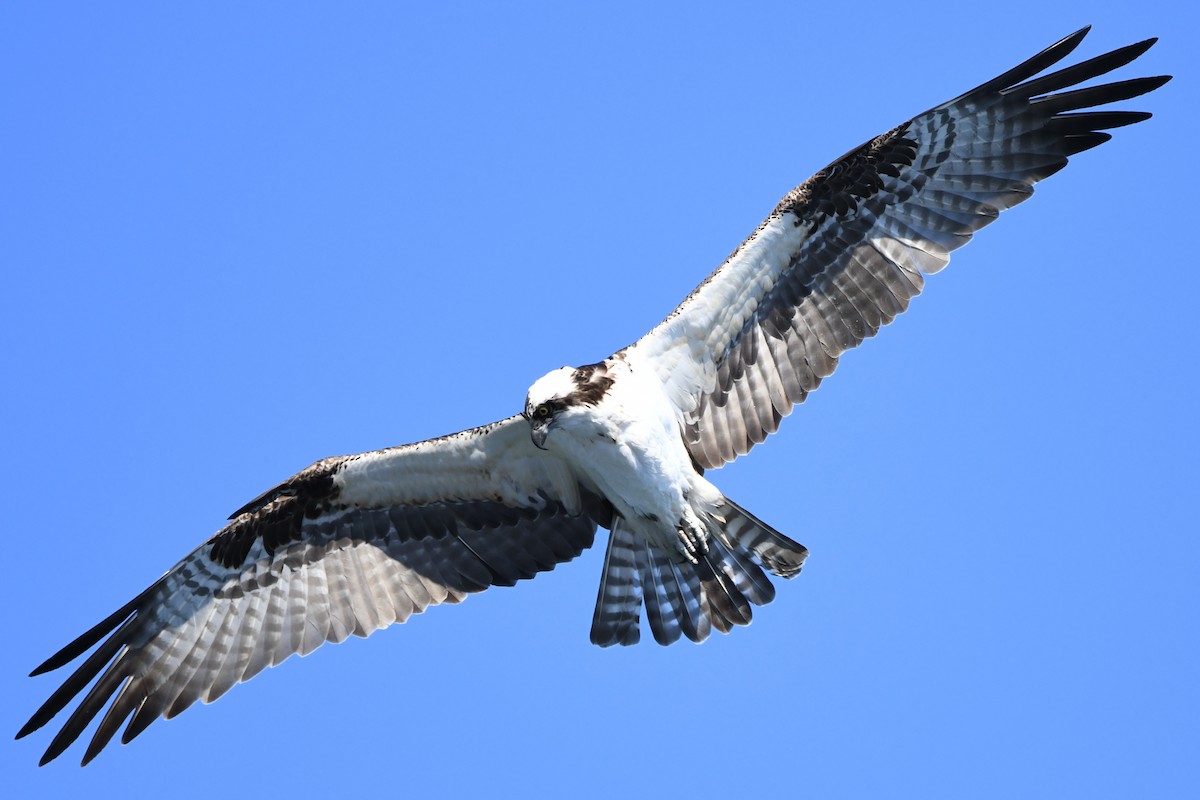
[565,361,615,407]
[779,122,920,225]
[208,457,346,569]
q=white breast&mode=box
[551,361,696,527]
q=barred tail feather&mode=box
[639,542,685,645]
[589,519,643,647]
[717,497,809,579]
[588,498,807,647]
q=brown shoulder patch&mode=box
[564,362,615,407]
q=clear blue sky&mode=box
[3,2,1196,797]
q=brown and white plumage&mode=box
[19,418,611,765]
[625,30,1168,469]
[19,27,1168,766]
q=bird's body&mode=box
[521,359,804,649]
[18,26,1169,766]
[526,360,722,563]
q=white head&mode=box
[523,363,614,450]
[525,367,578,413]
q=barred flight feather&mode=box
[625,29,1168,469]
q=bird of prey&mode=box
[19,27,1168,766]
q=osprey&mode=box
[19,27,1168,765]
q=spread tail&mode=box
[589,498,807,647]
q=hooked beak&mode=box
[530,422,549,450]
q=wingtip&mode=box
[1053,27,1162,65]
[1059,26,1092,50]
[1128,74,1174,99]
[16,707,50,741]
[1118,37,1161,64]
[29,660,55,678]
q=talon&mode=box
[674,522,708,563]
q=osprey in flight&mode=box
[20,27,1168,765]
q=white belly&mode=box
[551,362,701,535]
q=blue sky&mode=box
[3,2,1196,797]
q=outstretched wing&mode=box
[18,415,610,766]
[622,28,1169,470]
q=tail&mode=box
[589,498,808,647]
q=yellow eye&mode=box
[536,405,550,418]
